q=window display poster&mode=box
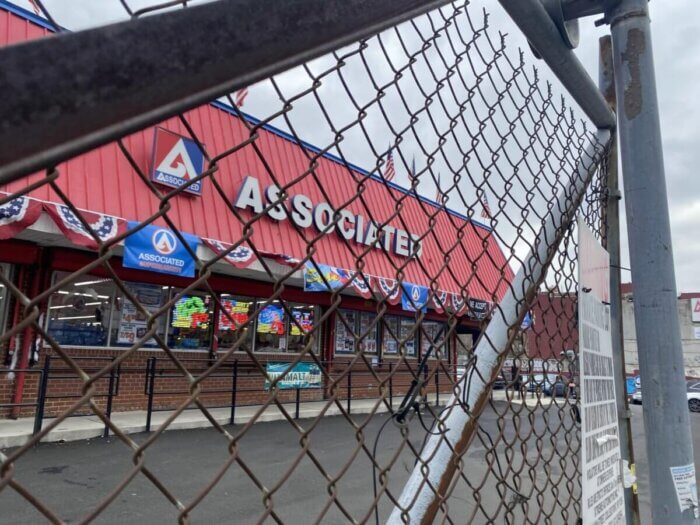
[219,298,252,331]
[291,309,314,336]
[335,311,356,353]
[257,304,286,335]
[359,312,378,353]
[171,295,210,329]
[117,283,163,345]
[400,319,416,356]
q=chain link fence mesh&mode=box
[1,0,610,523]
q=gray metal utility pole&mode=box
[599,34,641,525]
[606,0,699,522]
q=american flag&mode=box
[234,87,249,107]
[384,147,396,181]
[480,192,492,218]
[435,173,445,204]
[28,0,42,15]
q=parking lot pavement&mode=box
[1,400,698,523]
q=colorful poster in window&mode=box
[171,295,210,329]
[219,298,252,331]
[303,262,352,292]
[264,362,322,390]
[257,304,286,335]
[335,310,356,354]
[291,309,314,336]
[117,283,163,345]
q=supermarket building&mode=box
[0,2,512,419]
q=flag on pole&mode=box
[384,147,396,181]
[28,0,42,15]
[435,173,445,204]
[409,156,417,188]
[480,192,492,218]
[234,87,249,107]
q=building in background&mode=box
[621,283,700,378]
[0,3,513,419]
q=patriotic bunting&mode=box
[376,277,401,305]
[203,238,256,268]
[450,293,468,316]
[429,289,449,313]
[45,204,126,249]
[0,196,42,240]
[350,273,373,299]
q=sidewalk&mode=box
[0,390,554,449]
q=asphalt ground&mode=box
[1,402,698,524]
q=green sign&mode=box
[264,362,322,390]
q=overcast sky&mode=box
[14,0,700,292]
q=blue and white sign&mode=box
[521,312,532,330]
[626,377,636,395]
[401,283,429,313]
[124,221,199,277]
[151,128,205,195]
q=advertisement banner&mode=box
[578,218,626,525]
[264,362,323,390]
[124,222,199,277]
[257,304,286,334]
[150,128,205,195]
[401,283,429,313]
[303,262,352,292]
[466,298,490,320]
[116,283,164,346]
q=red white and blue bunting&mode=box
[0,195,42,240]
[45,203,126,249]
[203,238,256,269]
[376,277,402,305]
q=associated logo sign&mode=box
[693,298,700,323]
[124,222,199,277]
[401,282,429,313]
[150,128,205,195]
[152,229,177,255]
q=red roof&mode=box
[0,4,514,303]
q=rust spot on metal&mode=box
[621,28,645,120]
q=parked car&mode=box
[688,391,700,412]
[631,390,642,404]
[522,373,558,393]
[544,378,576,398]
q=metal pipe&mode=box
[599,34,640,525]
[388,129,610,524]
[497,0,616,129]
[607,1,698,522]
[0,0,455,184]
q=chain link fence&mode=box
[0,0,611,522]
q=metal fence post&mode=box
[346,368,352,414]
[103,358,117,439]
[389,362,393,410]
[230,359,238,426]
[32,354,51,437]
[295,388,300,420]
[607,1,698,522]
[435,366,440,407]
[145,357,156,433]
[599,34,640,525]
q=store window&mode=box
[168,291,214,350]
[381,316,400,356]
[358,311,379,355]
[288,303,316,353]
[420,321,449,361]
[254,300,287,352]
[46,272,115,347]
[399,317,418,357]
[110,282,168,348]
[217,295,255,352]
[334,309,358,355]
